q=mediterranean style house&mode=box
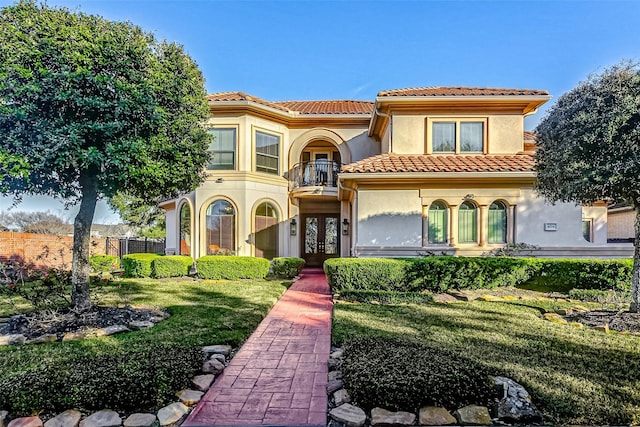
[160,86,632,267]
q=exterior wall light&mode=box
[342,218,350,235]
[464,194,475,200]
[290,218,297,236]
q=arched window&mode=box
[179,203,191,255]
[458,201,478,243]
[206,200,236,254]
[428,201,448,244]
[254,202,279,259]
[488,201,507,244]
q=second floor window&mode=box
[432,120,485,153]
[256,131,280,175]
[208,128,236,170]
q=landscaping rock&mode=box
[192,374,215,391]
[329,404,366,427]
[433,293,460,304]
[594,324,610,333]
[479,294,502,301]
[0,410,8,427]
[44,410,82,427]
[128,321,154,330]
[371,407,416,426]
[209,353,226,364]
[543,312,568,324]
[447,290,473,301]
[330,349,344,359]
[79,410,121,427]
[28,334,58,345]
[123,414,156,427]
[94,325,130,337]
[327,378,344,394]
[328,370,343,382]
[502,295,519,301]
[62,331,91,342]
[453,405,491,425]
[333,388,351,406]
[8,417,43,427]
[328,357,341,371]
[419,406,457,426]
[555,308,572,316]
[176,389,204,406]
[157,403,188,426]
[493,376,543,423]
[0,334,26,346]
[202,344,231,356]
[202,358,225,374]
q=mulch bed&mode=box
[566,310,640,333]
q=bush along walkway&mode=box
[184,268,333,427]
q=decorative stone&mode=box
[329,404,367,427]
[572,305,590,312]
[330,349,344,359]
[157,402,188,426]
[192,374,215,391]
[94,325,130,337]
[328,358,341,371]
[433,293,460,304]
[479,295,502,301]
[594,324,610,333]
[333,388,351,406]
[123,414,156,427]
[1,410,8,427]
[453,405,491,425]
[502,295,519,301]
[62,331,91,342]
[79,410,121,427]
[419,406,457,426]
[543,312,568,324]
[176,389,204,405]
[0,334,26,346]
[202,345,232,356]
[328,370,343,382]
[493,376,543,423]
[371,407,416,426]
[128,321,154,330]
[327,379,344,394]
[202,358,225,374]
[446,290,471,301]
[555,308,572,316]
[8,417,43,427]
[44,410,82,427]
[28,334,58,345]
[209,353,226,363]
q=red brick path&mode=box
[184,268,332,427]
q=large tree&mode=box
[535,61,640,310]
[108,192,166,238]
[0,1,211,310]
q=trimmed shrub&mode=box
[152,256,193,278]
[342,337,497,411]
[534,258,632,291]
[0,344,202,415]
[568,288,631,304]
[122,254,160,278]
[89,254,120,273]
[196,256,270,280]
[271,257,305,279]
[337,290,433,305]
[324,258,409,291]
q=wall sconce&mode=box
[342,218,350,235]
[215,177,224,183]
[464,194,475,200]
[290,218,297,236]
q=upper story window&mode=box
[255,130,280,175]
[431,119,486,153]
[207,128,236,170]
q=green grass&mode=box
[0,277,288,379]
[333,298,640,425]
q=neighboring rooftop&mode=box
[341,153,535,174]
[377,86,550,97]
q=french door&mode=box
[302,214,340,267]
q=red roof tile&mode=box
[523,130,538,142]
[207,91,291,112]
[377,86,549,97]
[341,153,535,174]
[275,100,374,115]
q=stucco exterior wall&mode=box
[392,115,425,154]
[582,205,608,244]
[356,189,422,247]
[165,208,177,253]
[488,115,523,154]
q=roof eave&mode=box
[339,171,537,179]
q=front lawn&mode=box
[333,298,640,425]
[0,278,288,415]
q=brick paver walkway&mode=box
[184,268,332,427]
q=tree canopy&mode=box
[0,1,212,309]
[108,192,165,238]
[535,61,640,310]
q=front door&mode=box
[302,214,340,267]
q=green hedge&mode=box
[153,256,193,278]
[196,256,270,280]
[325,257,633,293]
[0,344,201,415]
[270,257,305,279]
[89,254,120,273]
[122,254,160,278]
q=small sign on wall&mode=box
[544,223,558,232]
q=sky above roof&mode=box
[1,0,639,221]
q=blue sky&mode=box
[1,0,639,222]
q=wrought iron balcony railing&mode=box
[289,160,340,190]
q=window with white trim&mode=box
[255,131,280,175]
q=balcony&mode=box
[288,160,340,199]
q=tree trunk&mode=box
[631,205,640,312]
[71,173,98,311]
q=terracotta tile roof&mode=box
[377,86,549,97]
[275,100,374,115]
[341,153,535,174]
[207,91,291,112]
[523,130,538,142]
